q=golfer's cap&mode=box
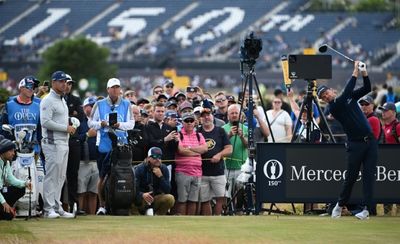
[378,102,396,112]
[51,71,68,81]
[148,147,162,159]
[358,95,374,105]
[317,85,329,98]
[107,78,121,88]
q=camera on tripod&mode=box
[240,32,262,65]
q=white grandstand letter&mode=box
[279,14,315,32]
[175,7,244,46]
[7,8,70,45]
[261,15,290,33]
[108,8,165,39]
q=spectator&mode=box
[163,79,175,99]
[381,86,398,105]
[273,88,292,115]
[152,85,164,102]
[222,104,248,211]
[378,102,400,216]
[40,71,76,219]
[266,97,292,142]
[128,105,147,164]
[175,112,208,215]
[124,90,137,105]
[89,78,134,215]
[64,74,85,214]
[133,147,175,215]
[214,91,229,123]
[136,98,150,109]
[0,136,32,221]
[77,96,98,215]
[198,108,232,215]
[175,92,187,106]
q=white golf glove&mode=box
[358,62,366,72]
[70,117,80,129]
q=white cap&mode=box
[107,78,121,88]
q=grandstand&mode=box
[0,0,399,73]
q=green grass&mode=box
[0,215,399,244]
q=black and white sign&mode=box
[256,143,400,206]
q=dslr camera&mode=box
[240,32,262,65]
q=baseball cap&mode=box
[83,96,97,107]
[165,110,178,119]
[179,101,193,112]
[18,75,40,90]
[378,102,396,112]
[107,78,121,88]
[193,106,202,114]
[317,85,329,98]
[182,112,195,121]
[358,95,374,105]
[164,79,174,87]
[51,71,68,81]
[124,90,135,97]
[0,137,16,154]
[148,147,162,159]
[165,100,177,108]
[157,93,168,101]
[175,92,186,99]
[226,95,236,103]
[137,98,150,105]
[66,74,75,83]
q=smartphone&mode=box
[109,112,118,126]
[43,80,49,87]
[232,121,239,127]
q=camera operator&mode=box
[0,136,32,220]
[317,61,376,220]
[133,147,174,215]
[128,105,147,164]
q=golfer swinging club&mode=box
[317,61,377,220]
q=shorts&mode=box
[175,172,201,203]
[77,161,99,194]
[97,150,111,178]
[199,175,227,202]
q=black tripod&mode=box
[223,59,275,215]
[291,80,336,143]
[290,80,336,215]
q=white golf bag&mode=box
[2,124,43,217]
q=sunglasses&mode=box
[166,85,173,88]
[359,103,370,106]
[150,155,161,160]
[216,99,226,103]
[154,90,163,94]
[184,119,195,123]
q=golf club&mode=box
[318,44,354,62]
[25,167,31,220]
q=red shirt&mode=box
[366,114,381,140]
[383,120,400,144]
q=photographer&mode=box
[133,147,174,215]
[0,136,32,220]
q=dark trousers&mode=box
[338,139,378,211]
[67,139,81,208]
[0,186,25,220]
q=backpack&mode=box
[105,145,135,215]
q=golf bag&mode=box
[104,129,135,215]
[2,124,42,217]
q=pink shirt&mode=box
[175,128,206,177]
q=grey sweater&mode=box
[40,89,69,145]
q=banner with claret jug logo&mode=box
[256,143,400,207]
